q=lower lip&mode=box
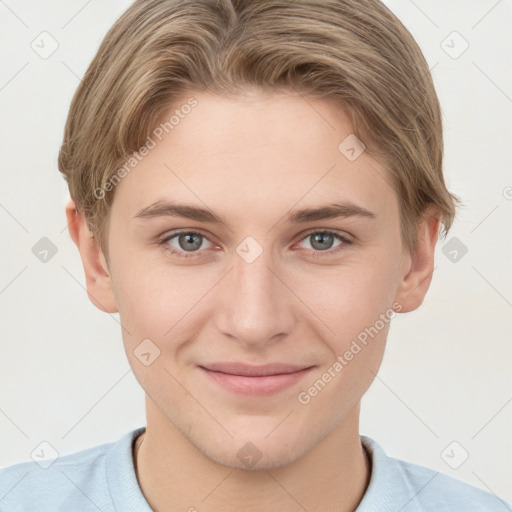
[200,366,314,397]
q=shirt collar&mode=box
[106,428,426,512]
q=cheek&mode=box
[110,255,213,364]
[109,246,180,323]
[111,260,191,391]
[299,255,398,346]
[295,265,394,413]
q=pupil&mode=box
[180,233,201,251]
[312,233,332,250]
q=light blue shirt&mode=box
[0,426,510,511]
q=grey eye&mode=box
[308,232,336,251]
[176,232,203,251]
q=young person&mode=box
[1,1,510,510]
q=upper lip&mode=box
[200,362,314,377]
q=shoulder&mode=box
[0,429,139,512]
[393,457,509,510]
[359,436,512,512]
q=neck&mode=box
[134,399,370,512]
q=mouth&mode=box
[198,362,316,397]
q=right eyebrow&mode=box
[134,200,223,224]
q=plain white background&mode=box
[0,0,511,504]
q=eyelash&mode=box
[158,229,352,259]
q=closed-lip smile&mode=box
[199,362,315,396]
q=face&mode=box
[89,91,417,469]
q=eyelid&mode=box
[298,227,353,242]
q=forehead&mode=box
[112,91,397,226]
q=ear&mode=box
[65,198,118,313]
[393,205,441,313]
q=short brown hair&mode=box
[58,0,461,260]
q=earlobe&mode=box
[65,198,118,313]
[393,207,441,313]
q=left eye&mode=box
[159,229,351,259]
[296,230,351,256]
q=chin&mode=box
[207,440,306,471]
[191,423,315,471]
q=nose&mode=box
[213,248,296,349]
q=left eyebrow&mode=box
[285,202,376,223]
[133,199,376,226]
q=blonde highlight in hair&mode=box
[58,0,461,258]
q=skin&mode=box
[66,90,440,512]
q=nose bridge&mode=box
[214,244,294,346]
